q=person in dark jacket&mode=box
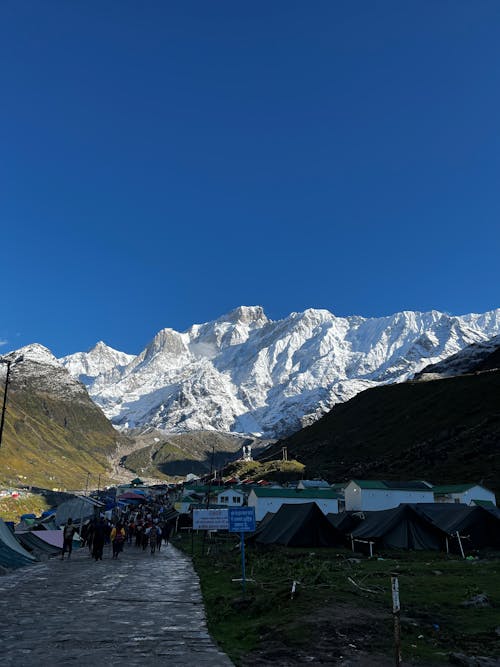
[92,518,106,561]
[61,518,76,560]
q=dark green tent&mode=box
[252,502,344,547]
[412,503,500,551]
[350,504,448,552]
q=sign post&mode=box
[228,507,256,595]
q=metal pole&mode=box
[78,472,91,532]
[0,360,12,449]
[241,532,246,595]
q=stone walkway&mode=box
[0,541,234,666]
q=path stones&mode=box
[0,542,233,666]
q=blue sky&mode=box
[1,1,500,357]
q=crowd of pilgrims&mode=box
[80,495,175,561]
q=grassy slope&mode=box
[0,388,118,490]
[123,431,262,478]
[272,371,500,496]
[178,534,500,666]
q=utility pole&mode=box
[206,444,216,509]
[78,472,91,532]
[0,355,24,449]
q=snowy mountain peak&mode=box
[60,341,134,382]
[11,343,62,368]
[219,305,268,326]
[60,305,500,438]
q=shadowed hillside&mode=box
[266,370,500,497]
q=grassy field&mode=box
[176,533,500,665]
[0,493,52,522]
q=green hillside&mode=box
[123,431,263,478]
[0,386,119,491]
[269,370,500,497]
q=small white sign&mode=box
[193,509,229,530]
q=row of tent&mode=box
[247,502,500,554]
[0,518,64,569]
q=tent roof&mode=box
[350,504,448,551]
[0,519,37,568]
[253,502,344,547]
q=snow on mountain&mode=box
[5,344,91,401]
[60,305,500,437]
[60,341,135,383]
[416,333,500,379]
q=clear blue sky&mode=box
[1,1,500,357]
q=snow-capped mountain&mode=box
[416,333,500,379]
[6,343,91,401]
[60,305,500,438]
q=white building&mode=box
[344,480,434,512]
[216,489,246,506]
[248,488,342,521]
[432,484,497,507]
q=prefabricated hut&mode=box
[344,480,434,512]
[248,487,342,521]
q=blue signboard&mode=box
[228,507,256,533]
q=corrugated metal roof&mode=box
[432,484,476,494]
[250,488,341,499]
[352,480,432,491]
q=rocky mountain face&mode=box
[60,305,500,438]
[0,345,120,490]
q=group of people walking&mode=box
[67,499,175,561]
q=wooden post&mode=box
[391,574,402,667]
[456,531,465,559]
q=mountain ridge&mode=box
[58,305,500,438]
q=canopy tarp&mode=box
[350,504,447,551]
[251,502,345,547]
[55,496,103,527]
[0,519,37,569]
[16,531,61,558]
[118,491,146,500]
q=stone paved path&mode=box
[0,541,234,666]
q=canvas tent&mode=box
[327,511,364,535]
[0,519,37,569]
[55,496,103,527]
[16,531,62,559]
[350,504,448,552]
[412,503,500,551]
[251,502,345,548]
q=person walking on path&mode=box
[111,522,125,560]
[162,521,172,546]
[92,517,106,561]
[61,518,76,560]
